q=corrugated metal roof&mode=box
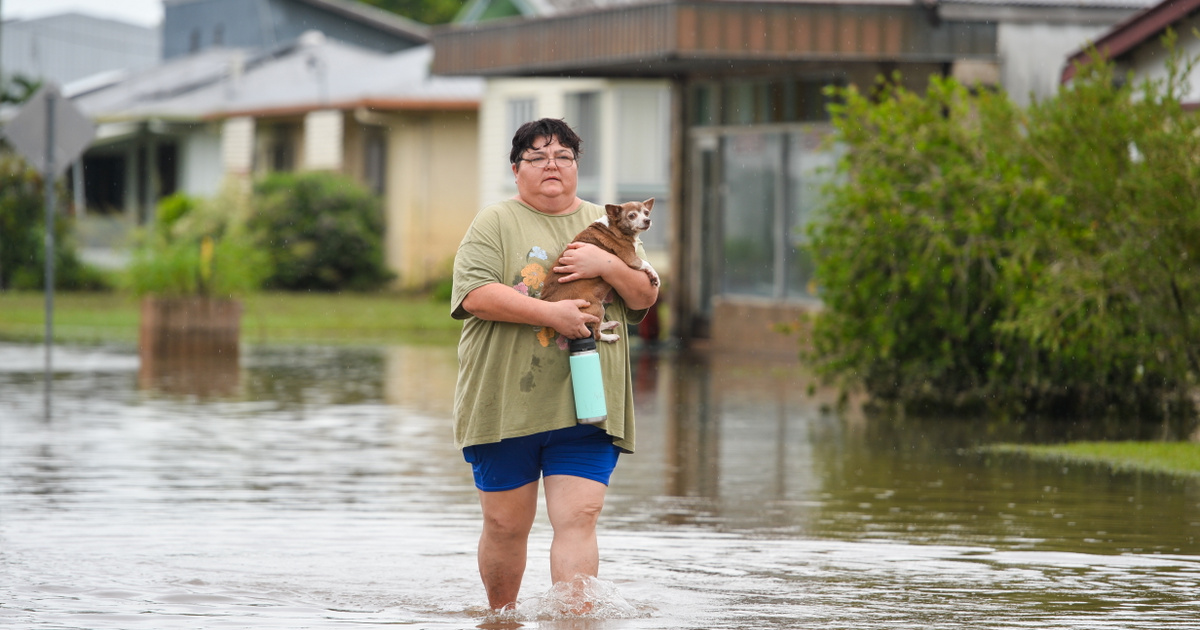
[73,36,482,122]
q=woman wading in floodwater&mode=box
[450,118,657,611]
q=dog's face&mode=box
[604,198,654,236]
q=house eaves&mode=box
[431,0,998,78]
[939,0,1153,25]
[1061,0,1200,82]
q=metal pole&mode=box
[43,89,55,419]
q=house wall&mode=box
[999,22,1113,106]
[384,110,481,289]
[1125,15,1200,104]
[162,0,266,58]
[162,0,425,59]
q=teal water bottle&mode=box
[568,337,607,424]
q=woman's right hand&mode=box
[544,299,598,339]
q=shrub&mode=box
[123,189,271,298]
[809,35,1200,422]
[249,172,394,292]
[0,153,109,291]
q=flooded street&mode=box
[1,341,1197,629]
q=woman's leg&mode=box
[543,474,608,583]
[477,481,539,610]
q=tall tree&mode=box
[357,0,468,25]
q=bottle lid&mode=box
[568,336,597,353]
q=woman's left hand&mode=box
[553,242,613,283]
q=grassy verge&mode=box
[987,442,1200,477]
[0,291,461,346]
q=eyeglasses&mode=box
[518,155,577,169]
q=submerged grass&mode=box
[0,291,460,346]
[988,441,1200,477]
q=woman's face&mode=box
[512,135,578,213]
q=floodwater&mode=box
[1,341,1198,629]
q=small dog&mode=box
[541,198,660,343]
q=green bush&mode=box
[0,153,110,291]
[809,35,1200,422]
[250,172,394,292]
[123,189,271,297]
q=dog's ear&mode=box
[643,198,654,212]
[605,203,623,219]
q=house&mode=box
[432,0,1154,354]
[0,12,160,86]
[72,34,483,289]
[161,0,428,59]
[1061,0,1200,105]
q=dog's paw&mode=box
[641,261,660,287]
[600,321,621,332]
[599,331,621,343]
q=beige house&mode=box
[72,34,482,289]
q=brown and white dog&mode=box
[542,198,659,343]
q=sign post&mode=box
[2,84,96,419]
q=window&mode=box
[504,97,535,181]
[364,126,387,196]
[505,98,536,145]
[268,123,297,172]
[565,91,600,200]
[690,77,838,127]
[711,127,837,301]
[615,86,670,251]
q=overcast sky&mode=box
[2,0,163,27]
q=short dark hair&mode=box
[509,118,583,165]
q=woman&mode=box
[450,118,658,610]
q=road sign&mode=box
[3,83,96,177]
[1,82,97,420]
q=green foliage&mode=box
[0,154,109,291]
[123,190,271,298]
[809,34,1200,421]
[356,0,467,24]
[1008,33,1200,419]
[1,73,42,105]
[249,172,395,292]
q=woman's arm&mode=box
[461,283,601,339]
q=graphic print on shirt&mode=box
[512,246,568,350]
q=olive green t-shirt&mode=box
[451,199,645,453]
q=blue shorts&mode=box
[462,424,621,492]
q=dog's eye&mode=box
[628,213,636,219]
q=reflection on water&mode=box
[0,341,1197,629]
